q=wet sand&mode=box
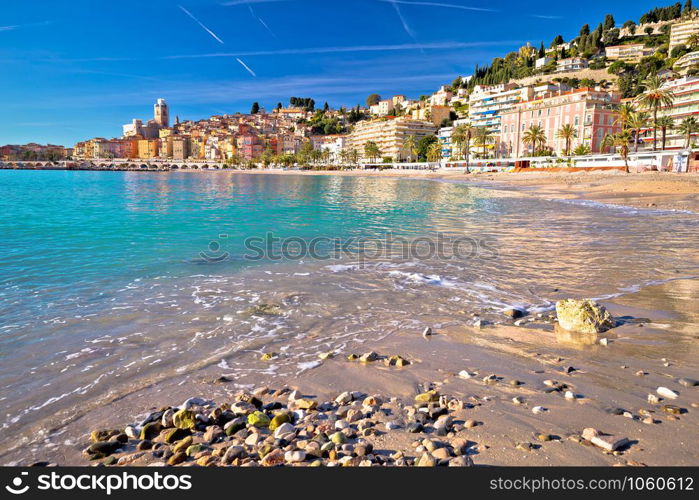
[9,276,698,467]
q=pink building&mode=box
[500,88,621,156]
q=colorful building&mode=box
[500,88,621,156]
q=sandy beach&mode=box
[3,170,696,468]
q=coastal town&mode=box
[4,4,699,173]
[1,1,698,475]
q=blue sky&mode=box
[1,0,668,146]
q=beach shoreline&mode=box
[6,267,698,467]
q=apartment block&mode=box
[656,76,699,148]
[669,18,699,52]
[556,57,589,73]
[605,44,655,63]
[500,88,621,156]
[346,117,436,162]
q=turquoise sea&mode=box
[0,169,697,460]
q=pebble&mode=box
[678,378,699,388]
[449,455,474,466]
[512,396,524,405]
[657,387,679,399]
[417,453,436,467]
[284,450,306,463]
[582,428,630,452]
[359,352,378,363]
[503,307,525,319]
[422,327,433,338]
[458,370,474,379]
[464,419,477,428]
[564,391,576,400]
[532,406,547,414]
[647,394,661,404]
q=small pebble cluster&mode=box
[82,386,478,467]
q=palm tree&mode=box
[556,124,577,156]
[604,130,633,172]
[427,142,442,163]
[677,116,699,148]
[523,125,547,156]
[451,124,474,163]
[403,135,418,162]
[635,75,675,151]
[473,127,494,157]
[614,102,636,131]
[627,111,649,153]
[364,141,381,163]
[655,116,674,150]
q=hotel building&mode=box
[346,117,436,162]
[500,88,621,157]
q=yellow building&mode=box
[346,116,436,162]
[137,139,159,159]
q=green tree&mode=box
[615,102,637,130]
[572,144,591,156]
[403,135,418,162]
[366,94,381,107]
[473,127,494,157]
[451,124,475,164]
[417,135,438,161]
[523,125,547,156]
[364,141,381,163]
[427,142,442,162]
[627,111,649,153]
[606,130,632,172]
[251,102,260,114]
[677,116,699,148]
[635,75,675,151]
[656,116,674,150]
[603,14,615,31]
[556,124,577,156]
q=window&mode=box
[574,116,580,126]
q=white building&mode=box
[556,57,589,73]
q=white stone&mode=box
[532,406,547,414]
[273,423,296,439]
[564,391,576,400]
[285,450,306,463]
[657,387,679,399]
[458,370,474,379]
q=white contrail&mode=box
[0,20,52,32]
[389,0,416,39]
[161,40,526,59]
[247,3,277,38]
[236,57,257,76]
[378,0,497,12]
[178,5,225,44]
